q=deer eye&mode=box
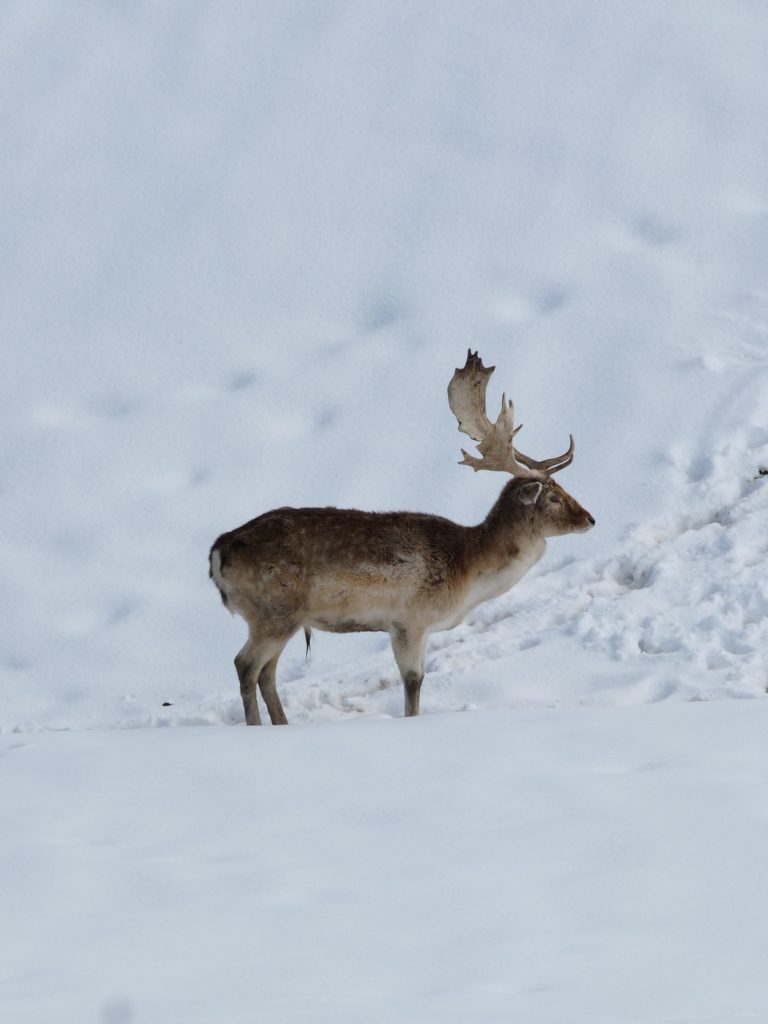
[548,493,562,505]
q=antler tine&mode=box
[513,434,575,476]
[456,391,546,480]
[448,350,575,479]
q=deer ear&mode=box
[517,480,543,505]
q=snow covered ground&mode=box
[2,1,768,1020]
[4,702,768,1023]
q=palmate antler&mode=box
[447,350,574,478]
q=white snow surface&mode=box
[2,1,768,1020]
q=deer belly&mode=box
[307,607,391,633]
[305,578,397,634]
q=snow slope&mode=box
[3,0,768,729]
[2,1,768,1020]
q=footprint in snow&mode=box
[226,370,258,392]
[630,213,682,248]
[494,282,569,324]
[359,293,410,332]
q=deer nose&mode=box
[586,513,595,526]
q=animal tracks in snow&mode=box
[698,291,768,374]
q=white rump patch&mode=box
[210,548,232,605]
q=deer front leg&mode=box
[390,626,428,717]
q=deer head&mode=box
[448,349,594,536]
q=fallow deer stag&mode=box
[210,351,594,724]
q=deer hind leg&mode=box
[234,644,262,726]
[258,652,288,725]
[390,626,428,717]
[234,633,293,726]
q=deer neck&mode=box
[472,515,545,573]
[461,484,547,599]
